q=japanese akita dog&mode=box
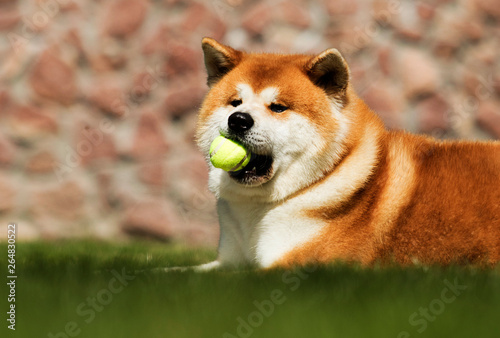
[194,37,500,270]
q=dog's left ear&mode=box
[306,49,350,95]
[202,37,242,87]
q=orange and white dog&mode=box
[195,37,500,270]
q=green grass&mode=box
[1,241,499,338]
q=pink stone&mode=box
[131,110,168,159]
[180,2,226,39]
[129,71,155,102]
[477,100,500,139]
[362,81,405,129]
[372,0,399,23]
[164,83,205,118]
[164,42,200,78]
[137,160,164,186]
[327,0,358,15]
[87,81,126,117]
[462,70,495,99]
[26,151,57,173]
[102,0,148,38]
[461,20,484,41]
[8,104,58,140]
[0,88,11,112]
[377,46,392,75]
[494,75,500,97]
[242,3,272,35]
[0,174,16,212]
[416,94,450,133]
[142,24,171,55]
[0,133,15,166]
[29,50,77,105]
[474,0,500,19]
[417,2,436,20]
[394,1,424,41]
[279,1,311,28]
[31,181,85,221]
[75,121,117,165]
[398,48,440,98]
[64,28,84,55]
[0,7,20,30]
[121,199,176,241]
[181,2,208,33]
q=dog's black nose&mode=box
[228,112,254,133]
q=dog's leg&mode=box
[149,226,246,273]
[192,260,221,271]
[152,201,250,272]
[152,260,221,273]
[152,226,246,272]
[215,200,250,265]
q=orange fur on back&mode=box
[275,89,500,267]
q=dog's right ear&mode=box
[202,37,242,87]
[306,48,350,96]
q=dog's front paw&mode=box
[152,261,221,273]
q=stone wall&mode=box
[0,0,499,245]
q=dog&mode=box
[194,37,500,270]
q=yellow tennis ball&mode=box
[209,136,251,172]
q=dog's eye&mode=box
[230,99,242,107]
[270,103,288,113]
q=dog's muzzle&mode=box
[224,112,273,185]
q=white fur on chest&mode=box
[217,197,326,268]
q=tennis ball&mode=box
[209,135,251,172]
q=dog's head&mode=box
[196,38,355,202]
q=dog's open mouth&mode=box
[229,153,273,185]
